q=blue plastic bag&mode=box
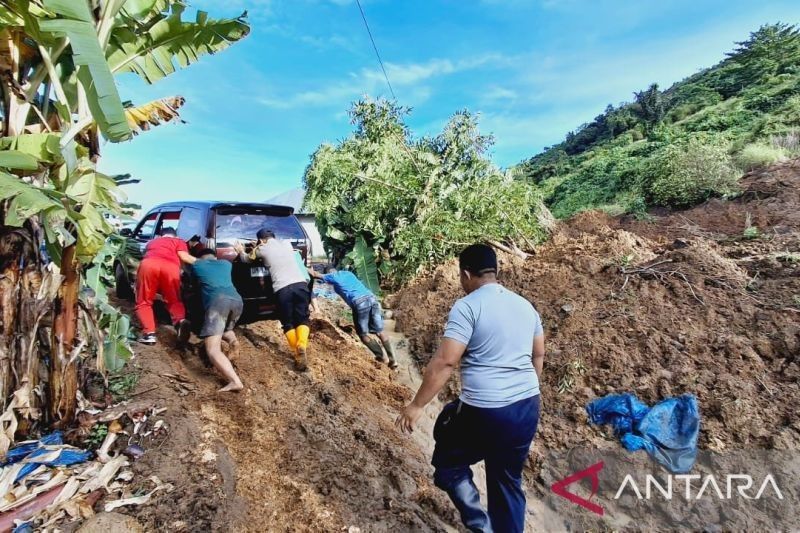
[3,431,92,484]
[2,432,63,466]
[587,393,700,474]
[14,447,93,483]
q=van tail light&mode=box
[217,247,237,261]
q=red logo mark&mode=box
[550,461,605,516]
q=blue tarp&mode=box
[2,431,92,484]
[3,432,63,465]
[587,393,700,474]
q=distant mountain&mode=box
[517,23,800,218]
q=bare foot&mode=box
[218,382,244,393]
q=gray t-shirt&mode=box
[443,283,543,408]
[252,239,306,292]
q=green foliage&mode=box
[548,147,645,218]
[0,138,127,263]
[107,2,250,84]
[305,98,549,283]
[86,423,108,449]
[347,235,381,296]
[85,237,134,373]
[736,143,786,171]
[107,371,140,401]
[743,225,761,240]
[519,23,800,217]
[645,137,739,208]
[632,83,665,132]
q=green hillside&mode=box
[518,23,800,218]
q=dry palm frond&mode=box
[124,96,186,136]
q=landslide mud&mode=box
[393,160,800,529]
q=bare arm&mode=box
[395,338,467,433]
[177,251,196,265]
[533,334,545,379]
[233,242,252,263]
[309,268,324,280]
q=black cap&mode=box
[459,244,497,275]
[256,228,275,241]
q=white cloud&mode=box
[258,54,512,109]
[483,86,518,102]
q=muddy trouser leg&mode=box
[483,396,540,533]
[432,401,492,533]
[369,299,396,363]
[352,300,383,359]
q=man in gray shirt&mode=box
[396,244,544,533]
[235,229,311,371]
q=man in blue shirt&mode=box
[191,249,244,393]
[310,267,397,369]
[396,244,545,533]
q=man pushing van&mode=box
[309,267,397,369]
[235,229,312,371]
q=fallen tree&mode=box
[304,98,554,287]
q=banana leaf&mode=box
[103,313,132,373]
[0,150,39,170]
[123,96,185,135]
[0,171,62,224]
[40,0,132,142]
[348,235,381,296]
[326,226,348,242]
[107,4,250,84]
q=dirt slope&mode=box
[392,160,800,527]
[115,311,459,532]
[394,160,800,451]
[94,161,799,532]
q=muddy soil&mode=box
[392,160,800,529]
[84,161,799,532]
[113,301,460,532]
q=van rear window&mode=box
[215,211,305,244]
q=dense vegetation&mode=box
[0,0,247,433]
[304,100,552,286]
[518,23,800,218]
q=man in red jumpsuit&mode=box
[135,227,197,345]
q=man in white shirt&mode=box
[235,229,311,371]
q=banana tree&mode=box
[0,0,249,436]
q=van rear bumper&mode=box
[238,297,279,325]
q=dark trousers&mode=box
[275,282,311,332]
[432,395,540,533]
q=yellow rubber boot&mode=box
[285,329,298,352]
[295,325,310,372]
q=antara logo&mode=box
[551,461,785,517]
[550,461,605,516]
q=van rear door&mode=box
[212,205,309,315]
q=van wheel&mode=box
[115,263,134,300]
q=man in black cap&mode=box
[396,243,545,533]
[234,229,311,371]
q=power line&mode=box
[355,0,396,100]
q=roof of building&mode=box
[266,188,310,214]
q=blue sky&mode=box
[99,0,800,212]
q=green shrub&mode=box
[549,148,643,218]
[646,137,740,208]
[736,143,785,171]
